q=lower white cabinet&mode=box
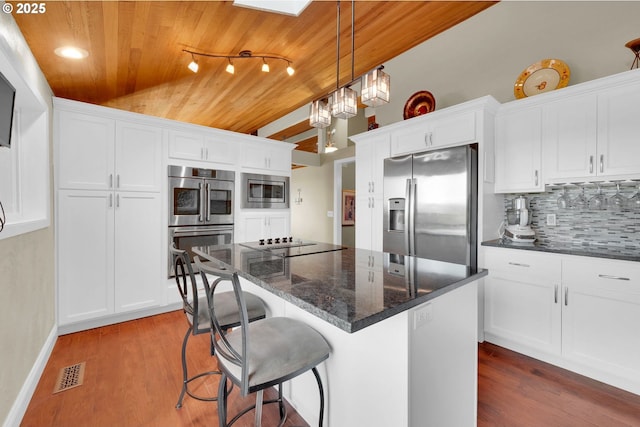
[57,190,163,325]
[561,257,640,388]
[483,246,640,395]
[237,212,290,243]
[484,248,561,355]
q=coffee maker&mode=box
[503,195,536,243]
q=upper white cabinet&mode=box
[57,111,163,192]
[542,94,598,181]
[168,129,236,165]
[241,140,293,173]
[496,69,640,189]
[390,110,476,156]
[596,81,640,177]
[494,106,543,193]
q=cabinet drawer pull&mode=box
[508,262,530,267]
[599,154,604,173]
[589,155,594,174]
[598,274,630,281]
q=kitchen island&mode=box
[193,242,487,427]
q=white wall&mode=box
[0,9,54,426]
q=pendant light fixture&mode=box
[309,98,331,128]
[330,0,357,119]
[361,66,390,107]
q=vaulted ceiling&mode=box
[10,1,496,139]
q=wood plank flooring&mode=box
[21,311,640,426]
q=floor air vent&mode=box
[53,362,85,393]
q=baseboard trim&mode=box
[3,325,58,427]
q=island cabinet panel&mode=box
[562,257,640,394]
[353,132,390,251]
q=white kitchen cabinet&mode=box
[352,132,390,251]
[542,94,598,182]
[238,212,290,243]
[168,129,236,165]
[58,190,114,323]
[57,112,163,192]
[114,192,163,312]
[390,110,476,156]
[483,247,562,355]
[596,81,640,177]
[494,106,544,193]
[355,251,384,313]
[562,257,640,391]
[57,190,163,325]
[241,141,292,173]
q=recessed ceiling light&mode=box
[54,46,89,59]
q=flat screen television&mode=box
[0,70,16,148]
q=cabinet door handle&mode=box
[554,285,558,304]
[564,287,569,306]
[508,262,530,267]
[371,182,374,193]
[599,154,604,173]
[116,174,120,189]
[116,194,120,208]
[589,155,594,173]
[109,193,113,208]
[109,174,113,189]
[424,133,429,146]
[205,148,209,160]
[598,274,630,281]
[534,170,539,186]
[201,147,204,160]
[371,197,374,209]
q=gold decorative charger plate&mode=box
[514,59,570,99]
[403,91,435,119]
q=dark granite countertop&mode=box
[193,243,487,333]
[482,239,640,263]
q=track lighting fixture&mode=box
[183,49,294,76]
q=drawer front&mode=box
[484,247,561,282]
[563,257,640,299]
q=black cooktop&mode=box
[239,239,346,258]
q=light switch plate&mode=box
[546,213,557,226]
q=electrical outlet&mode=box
[414,304,433,329]
[546,213,557,226]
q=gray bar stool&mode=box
[195,256,331,427]
[170,244,266,408]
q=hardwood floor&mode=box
[478,342,640,427]
[21,311,640,426]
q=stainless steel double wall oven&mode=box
[168,166,234,275]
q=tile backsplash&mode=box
[503,183,640,250]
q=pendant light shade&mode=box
[331,86,357,119]
[361,67,390,107]
[309,99,331,128]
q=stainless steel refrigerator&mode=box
[383,144,478,268]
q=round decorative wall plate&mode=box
[514,59,570,99]
[403,91,435,119]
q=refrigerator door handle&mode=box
[406,178,416,255]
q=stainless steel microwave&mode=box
[241,173,289,209]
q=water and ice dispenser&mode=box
[388,198,406,232]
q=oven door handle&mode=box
[171,227,234,238]
[205,182,211,222]
[199,182,204,222]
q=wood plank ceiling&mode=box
[10,1,495,149]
